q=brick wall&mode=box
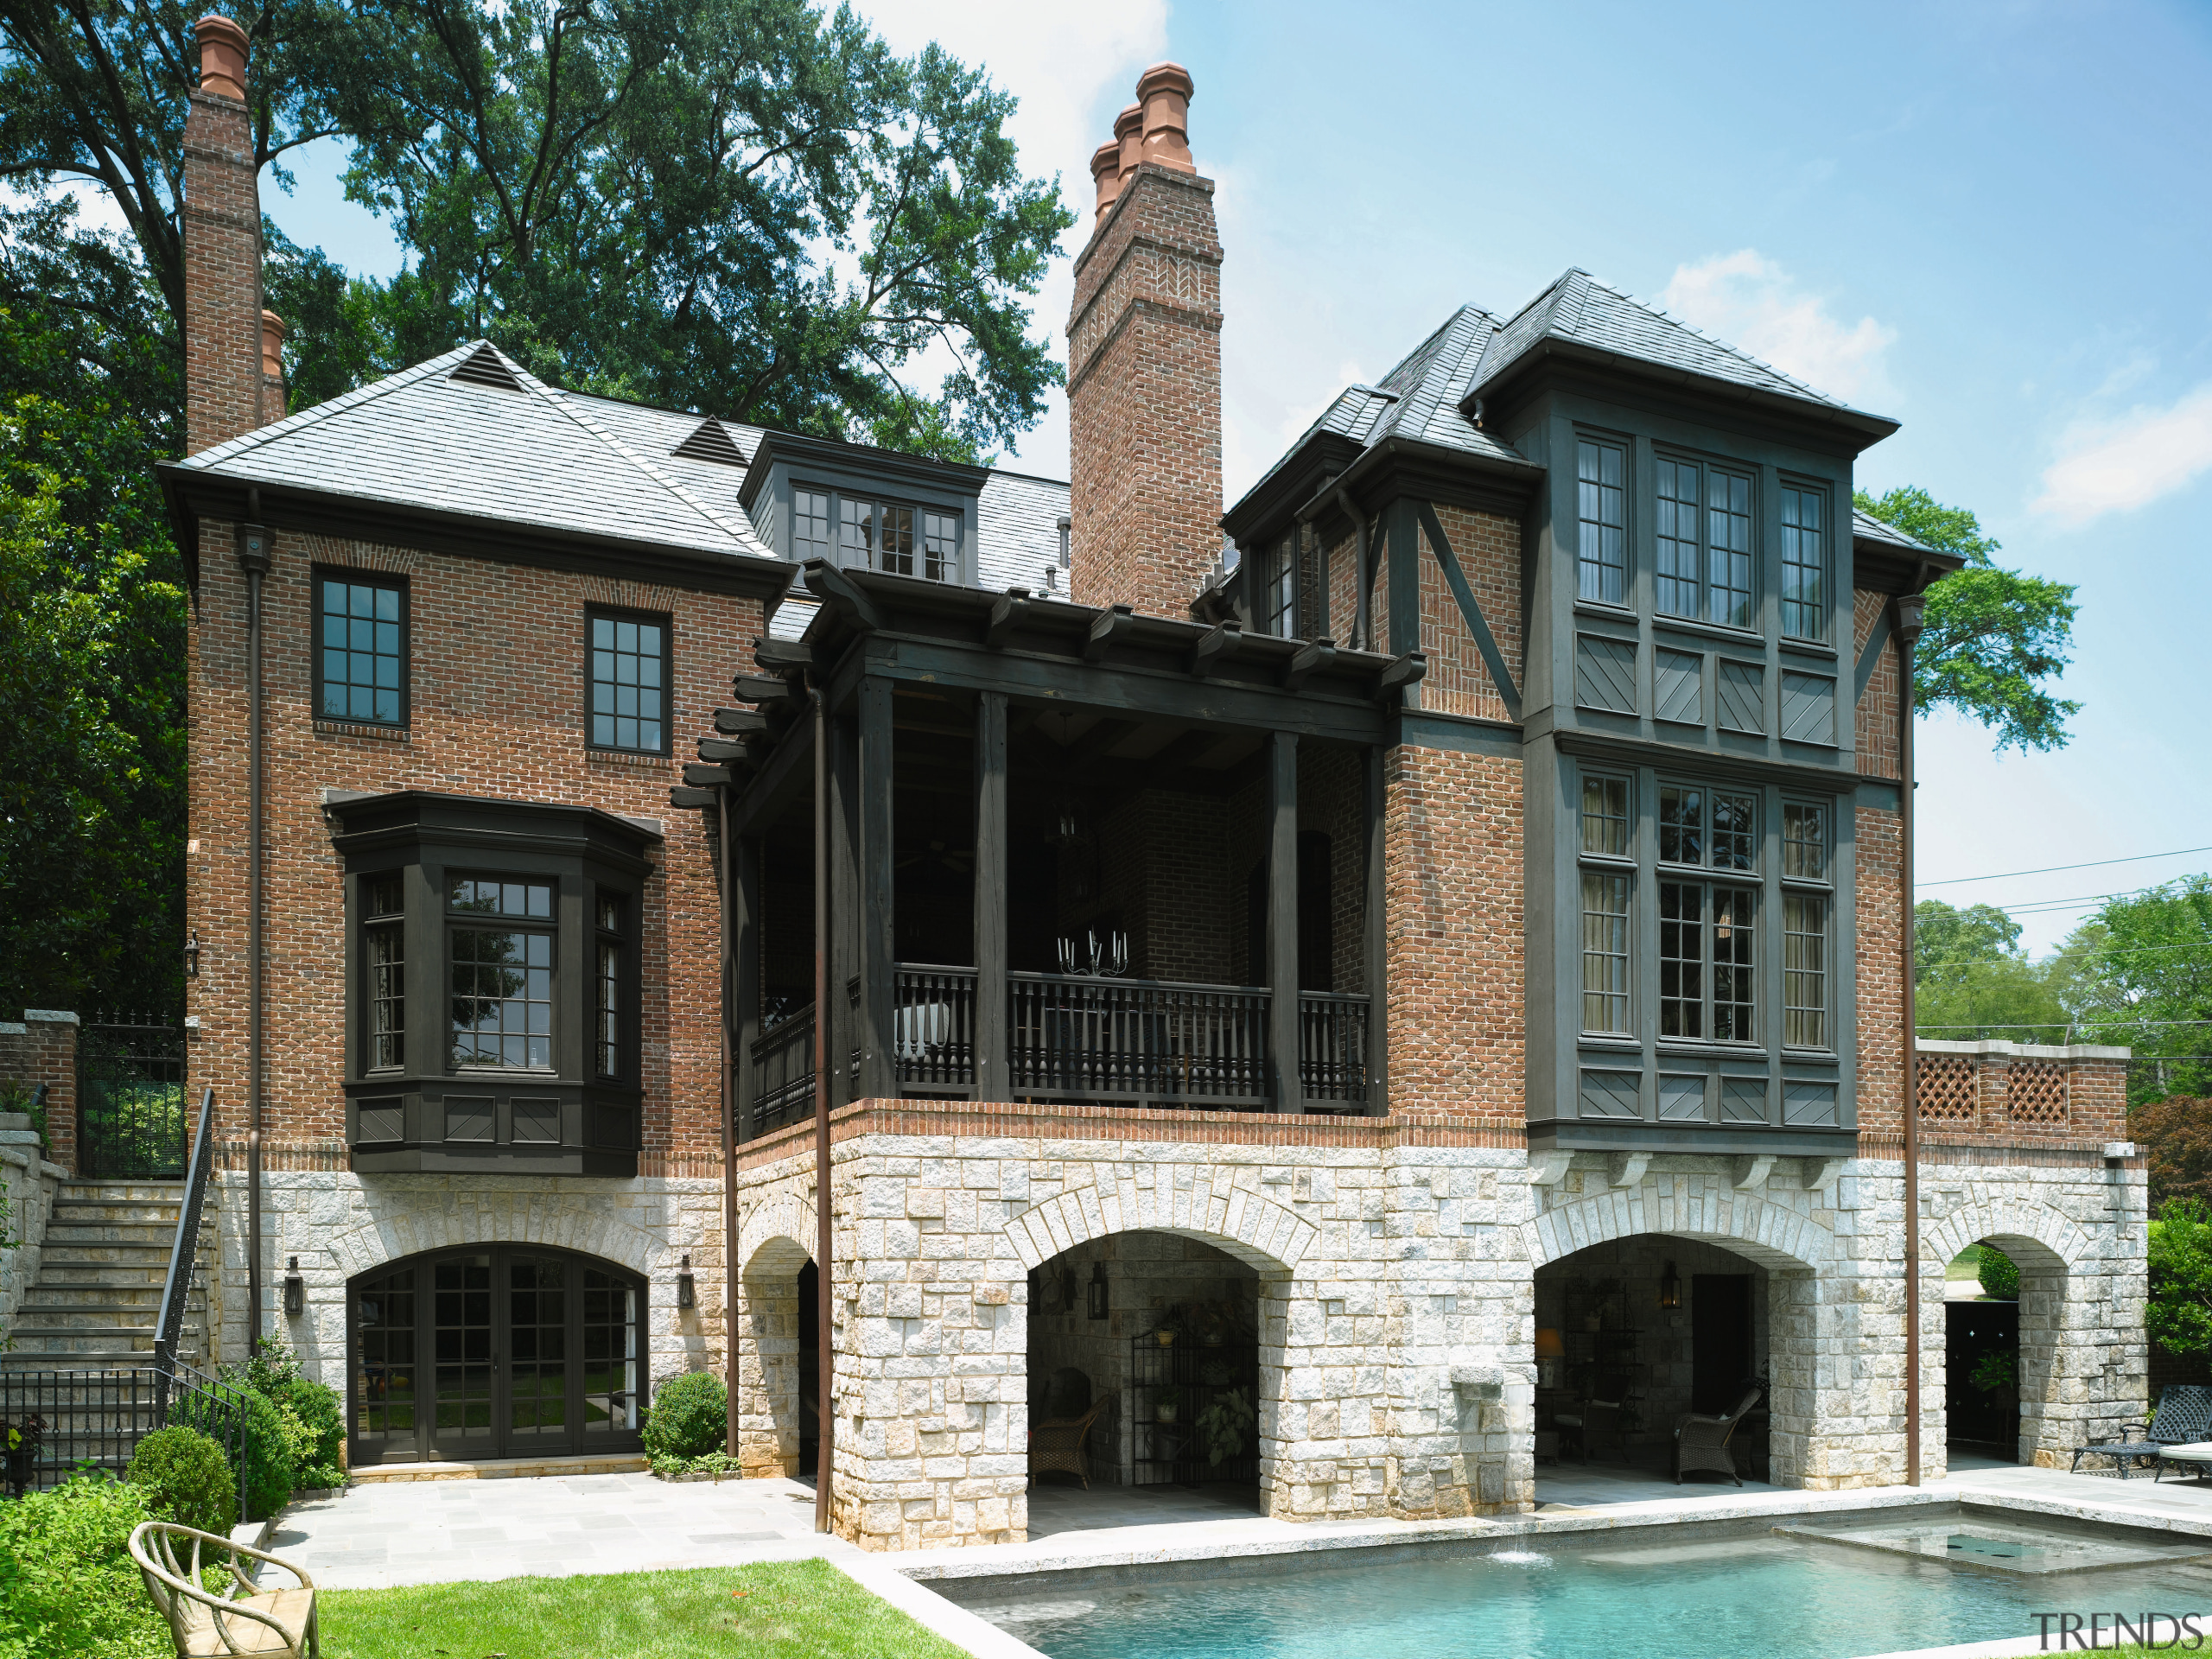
[1912,1042,2131,1148]
[1066,163,1224,621]
[186,522,760,1171]
[1854,588,1899,780]
[1414,505,1522,723]
[1855,804,1905,1139]
[181,84,270,455]
[0,1011,79,1174]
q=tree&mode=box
[2064,876,2212,1102]
[2129,1096,2212,1211]
[1855,486,2080,753]
[2148,1198,2212,1362]
[1912,898,2070,1042]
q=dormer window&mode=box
[791,485,963,582]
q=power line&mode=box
[1917,844,2212,889]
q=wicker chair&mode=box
[1673,1387,1763,1486]
[130,1521,319,1658]
[2072,1384,2212,1479]
[1029,1390,1116,1489]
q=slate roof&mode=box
[1851,505,1933,554]
[1468,267,1865,413]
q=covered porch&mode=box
[699,563,1419,1138]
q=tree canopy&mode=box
[1855,486,2080,753]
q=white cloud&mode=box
[2031,383,2212,526]
[1657,250,1898,406]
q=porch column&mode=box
[974,691,1009,1102]
[1267,730,1302,1113]
[1363,744,1388,1116]
[857,676,895,1099]
[828,706,860,1108]
[733,831,761,1141]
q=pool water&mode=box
[948,1516,2212,1659]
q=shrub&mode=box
[126,1425,238,1535]
[174,1385,298,1522]
[2151,1197,2212,1359]
[1978,1244,2020,1300]
[642,1370,727,1461]
[0,1472,166,1659]
[270,1376,346,1490]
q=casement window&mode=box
[595,895,624,1078]
[587,611,668,754]
[1577,775,1633,1033]
[1780,485,1827,640]
[1656,784,1758,1043]
[1263,531,1298,638]
[1655,457,1754,628]
[803,486,963,582]
[317,573,407,725]
[1576,439,1627,605]
[448,876,555,1070]
[365,874,405,1071]
[794,488,833,562]
[1782,801,1832,1047]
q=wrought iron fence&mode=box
[0,1363,250,1518]
[78,1013,188,1179]
[155,1091,217,1370]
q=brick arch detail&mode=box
[740,1195,819,1278]
[1521,1186,1834,1273]
[326,1197,660,1281]
[1003,1184,1316,1274]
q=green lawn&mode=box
[1946,1247,1984,1282]
[321,1560,974,1659]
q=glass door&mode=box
[430,1252,499,1459]
[505,1253,569,1447]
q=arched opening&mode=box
[347,1243,643,1466]
[736,1236,815,1480]
[1942,1232,2065,1470]
[1027,1230,1262,1529]
[1533,1236,1779,1500]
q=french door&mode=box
[349,1245,644,1465]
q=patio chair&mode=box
[130,1520,320,1658]
[2071,1384,2212,1480]
[1030,1389,1117,1489]
[1554,1397,1630,1464]
[1673,1386,1764,1486]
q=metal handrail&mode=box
[154,1089,216,1375]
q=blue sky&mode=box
[257,0,2212,955]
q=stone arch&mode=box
[736,1192,818,1480]
[740,1193,818,1279]
[1921,1192,2103,1474]
[1002,1183,1316,1276]
[325,1192,663,1283]
[1521,1186,1834,1274]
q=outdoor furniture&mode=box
[130,1520,320,1658]
[1554,1397,1630,1464]
[1673,1386,1764,1486]
[2071,1384,2212,1479]
[1029,1389,1117,1489]
[2155,1441,2212,1483]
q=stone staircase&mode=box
[0,1179,212,1373]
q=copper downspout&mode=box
[719,787,740,1458]
[1895,591,1927,1485]
[811,684,834,1534]
[238,512,271,1356]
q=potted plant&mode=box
[1195,1388,1255,1468]
[1153,1310,1182,1348]
[1153,1386,1184,1425]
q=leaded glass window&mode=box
[1711,887,1756,1041]
[843,499,918,575]
[1707,469,1753,627]
[1659,881,1705,1039]
[1659,786,1704,866]
[365,874,404,1071]
[1711,792,1757,871]
[318,575,405,725]
[595,896,623,1079]
[794,488,831,561]
[924,511,959,583]
[588,613,666,753]
[1580,775,1630,856]
[1783,803,1827,880]
[1656,458,1752,626]
[1781,485,1826,640]
[1577,439,1627,604]
[1656,459,1700,618]
[448,875,554,1070]
[1581,871,1630,1033]
[1785,892,1829,1047]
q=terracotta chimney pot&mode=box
[1114,103,1143,181]
[194,14,249,102]
[260,311,286,378]
[1090,141,1124,224]
[1135,61,1195,174]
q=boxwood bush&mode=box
[126,1425,238,1536]
[642,1370,727,1462]
[1979,1243,2021,1300]
[0,1472,166,1659]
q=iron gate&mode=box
[78,1014,187,1179]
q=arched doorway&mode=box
[735,1234,816,1479]
[349,1244,644,1466]
[1945,1242,2021,1465]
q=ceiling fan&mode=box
[896,838,973,874]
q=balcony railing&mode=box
[1298,991,1370,1104]
[751,1006,816,1134]
[895,965,978,1090]
[1010,972,1269,1107]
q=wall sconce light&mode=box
[1658,1261,1681,1310]
[1087,1262,1109,1321]
[677,1254,696,1310]
[283,1256,304,1318]
[184,930,201,979]
[1535,1326,1564,1389]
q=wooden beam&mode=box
[726,712,815,835]
[733,674,799,704]
[857,677,896,1100]
[1191,621,1242,679]
[1267,731,1302,1114]
[696,738,759,765]
[669,785,718,810]
[803,558,886,633]
[1385,497,1421,660]
[1376,651,1427,696]
[973,691,1009,1103]
[683,763,736,788]
[985,588,1033,650]
[713,707,771,736]
[1084,602,1135,664]
[752,637,818,673]
[1284,638,1337,692]
[734,832,760,1142]
[828,709,860,1107]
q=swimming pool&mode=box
[938,1506,2212,1659]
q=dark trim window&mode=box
[794,487,832,563]
[588,610,668,754]
[1263,531,1297,637]
[448,875,555,1069]
[800,484,963,582]
[1782,801,1831,1047]
[1780,484,1827,640]
[365,875,404,1071]
[1578,774,1632,1033]
[1576,438,1627,605]
[1656,784,1758,1043]
[595,895,624,1078]
[317,573,407,725]
[1655,455,1754,628]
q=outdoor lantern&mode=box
[677,1254,696,1310]
[1658,1261,1681,1310]
[1535,1327,1564,1389]
[1088,1262,1109,1321]
[283,1256,304,1318]
[184,929,201,979]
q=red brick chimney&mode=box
[1066,63,1223,619]
[183,14,279,453]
